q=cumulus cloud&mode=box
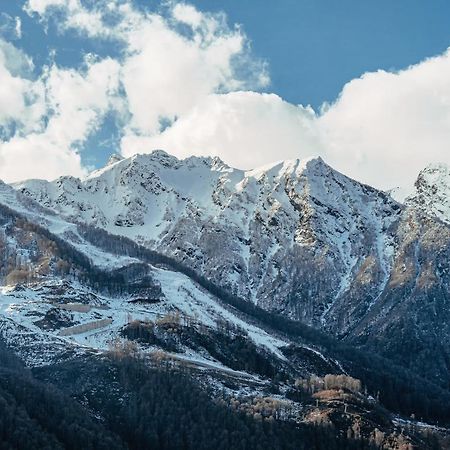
[121,92,320,169]
[43,57,121,147]
[317,49,450,193]
[126,49,450,196]
[10,1,450,195]
[26,0,268,134]
[0,40,44,134]
[122,16,257,134]
[0,51,121,182]
[10,0,268,182]
[0,13,22,40]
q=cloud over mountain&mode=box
[0,0,448,195]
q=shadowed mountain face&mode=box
[14,151,450,385]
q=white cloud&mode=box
[26,0,269,135]
[19,1,450,195]
[0,39,34,77]
[0,40,44,133]
[121,14,249,134]
[43,57,121,145]
[172,3,204,28]
[0,134,85,183]
[121,92,320,169]
[15,17,22,39]
[0,13,22,40]
[26,0,108,37]
[317,49,450,192]
[25,0,67,15]
[0,52,120,182]
[126,48,450,196]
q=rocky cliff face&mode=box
[15,151,450,384]
[406,162,450,224]
[15,152,400,320]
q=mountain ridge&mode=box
[406,161,450,225]
[11,150,450,387]
[0,152,449,447]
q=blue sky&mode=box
[6,1,450,107]
[0,1,449,194]
[188,0,450,107]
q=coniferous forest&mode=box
[0,339,388,450]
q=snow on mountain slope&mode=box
[0,193,338,378]
[0,269,287,369]
[15,151,400,319]
[406,162,450,224]
[11,151,450,385]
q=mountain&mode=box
[15,151,399,325]
[406,162,450,224]
[1,151,449,447]
[15,151,450,386]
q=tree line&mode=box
[0,203,449,426]
[0,337,385,450]
[77,223,450,426]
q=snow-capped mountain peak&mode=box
[5,149,450,387]
[406,162,450,224]
[106,153,124,166]
[14,150,401,321]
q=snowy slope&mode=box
[0,189,328,374]
[406,162,450,224]
[10,151,450,385]
[15,151,400,321]
[0,269,288,369]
